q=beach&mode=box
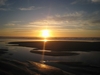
[0,39,100,75]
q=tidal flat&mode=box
[0,40,100,75]
[9,41,100,51]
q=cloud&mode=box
[91,19,100,24]
[0,0,7,6]
[91,0,100,2]
[49,11,85,22]
[71,0,79,5]
[19,6,35,10]
[19,6,42,11]
[71,0,90,5]
[28,20,63,29]
[0,8,6,10]
[30,20,63,25]
[5,21,22,26]
[0,8,9,11]
[29,11,100,30]
[46,11,86,28]
[8,11,99,31]
[5,23,15,26]
[0,0,11,11]
[27,11,86,30]
[71,0,100,4]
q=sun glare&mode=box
[42,29,50,38]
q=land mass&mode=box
[9,41,100,51]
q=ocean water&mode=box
[0,38,100,73]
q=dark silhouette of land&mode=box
[30,50,79,56]
[9,41,100,51]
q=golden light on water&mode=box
[41,40,46,64]
[40,64,46,68]
[41,29,50,64]
[44,39,48,42]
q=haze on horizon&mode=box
[0,0,100,37]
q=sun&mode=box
[42,29,50,38]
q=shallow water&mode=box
[0,38,100,73]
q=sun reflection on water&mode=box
[41,29,50,64]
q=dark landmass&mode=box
[0,58,70,75]
[0,41,4,42]
[30,50,79,56]
[9,41,100,51]
[0,36,100,40]
[56,62,99,67]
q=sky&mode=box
[0,0,100,37]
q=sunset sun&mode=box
[42,29,50,38]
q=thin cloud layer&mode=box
[71,0,100,4]
[28,11,100,30]
[92,0,100,2]
[0,0,7,6]
[19,6,35,10]
[19,6,42,11]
